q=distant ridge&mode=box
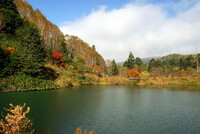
[117,53,197,66]
[117,56,161,66]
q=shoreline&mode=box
[1,79,200,94]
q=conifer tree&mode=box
[148,58,155,72]
[112,59,119,75]
[16,20,46,75]
[0,0,22,33]
[123,51,135,69]
[0,0,19,14]
[135,57,143,66]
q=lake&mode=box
[0,85,200,134]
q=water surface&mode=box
[0,85,200,134]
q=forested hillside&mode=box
[14,0,63,50]
[0,0,107,92]
[14,0,106,70]
[148,54,199,75]
[65,35,107,71]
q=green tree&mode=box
[148,58,155,72]
[123,51,135,69]
[168,58,179,68]
[112,59,119,75]
[135,57,143,66]
[179,57,187,70]
[0,0,19,14]
[15,20,46,76]
[0,0,23,33]
[92,44,95,51]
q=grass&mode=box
[139,74,200,88]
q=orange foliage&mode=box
[125,68,142,78]
[90,65,103,72]
[0,103,34,134]
[74,128,94,134]
[23,19,32,23]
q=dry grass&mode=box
[139,74,200,86]
[98,76,132,85]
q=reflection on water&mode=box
[0,85,200,134]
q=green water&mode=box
[0,85,200,134]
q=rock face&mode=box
[13,0,107,71]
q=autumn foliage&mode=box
[90,65,103,73]
[125,68,142,78]
[74,127,94,134]
[5,47,14,55]
[52,50,66,69]
[0,103,34,134]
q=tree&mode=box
[112,59,119,75]
[0,0,23,33]
[148,58,155,72]
[123,51,135,69]
[106,59,112,76]
[59,36,68,55]
[135,57,143,66]
[0,0,19,14]
[15,20,46,75]
[119,67,129,76]
[92,44,95,50]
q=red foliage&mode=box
[90,65,95,68]
[125,68,142,78]
[90,65,103,72]
[153,74,159,77]
[52,50,66,69]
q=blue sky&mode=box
[26,0,133,25]
[25,0,187,25]
[26,0,200,62]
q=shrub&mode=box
[74,127,94,134]
[52,50,66,69]
[90,65,103,76]
[0,103,34,133]
[125,68,142,78]
[141,71,150,80]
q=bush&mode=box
[74,127,94,134]
[0,103,34,133]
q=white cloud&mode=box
[59,0,200,62]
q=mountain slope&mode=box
[14,0,107,71]
[65,35,107,71]
[14,0,63,50]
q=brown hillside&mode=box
[65,35,107,71]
